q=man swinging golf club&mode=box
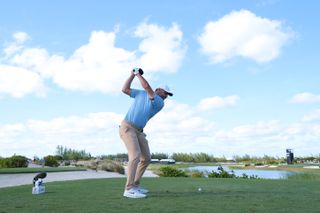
[119,68,173,198]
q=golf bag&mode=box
[32,172,47,194]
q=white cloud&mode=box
[198,10,293,63]
[214,120,283,141]
[133,100,217,154]
[0,124,26,156]
[0,123,25,138]
[13,32,30,43]
[0,112,124,158]
[0,65,46,98]
[0,101,217,158]
[290,92,320,104]
[0,23,186,97]
[135,22,186,72]
[302,109,320,122]
[27,112,122,135]
[1,100,320,158]
[197,95,240,111]
[211,120,320,157]
[7,31,136,94]
[3,32,30,58]
[51,31,136,93]
[11,48,59,78]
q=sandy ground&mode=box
[0,169,157,188]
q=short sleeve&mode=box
[130,89,139,98]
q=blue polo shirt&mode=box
[124,89,164,129]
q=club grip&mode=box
[133,68,144,75]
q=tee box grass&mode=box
[0,177,319,213]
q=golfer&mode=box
[119,68,173,198]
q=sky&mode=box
[1,0,320,159]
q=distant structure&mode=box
[286,149,294,164]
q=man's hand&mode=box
[133,68,144,75]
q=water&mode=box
[187,166,294,179]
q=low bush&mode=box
[100,160,125,174]
[207,166,260,179]
[44,155,59,167]
[158,166,188,177]
[239,173,260,179]
[0,155,28,168]
[151,152,168,160]
[208,166,236,178]
[189,170,205,178]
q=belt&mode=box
[122,120,143,132]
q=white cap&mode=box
[157,84,173,96]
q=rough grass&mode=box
[0,177,319,213]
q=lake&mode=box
[187,166,294,179]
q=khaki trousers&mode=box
[119,120,151,190]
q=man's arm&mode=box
[122,72,135,96]
[135,73,155,99]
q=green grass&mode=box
[0,167,86,174]
[287,172,320,180]
[1,178,319,213]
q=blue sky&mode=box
[1,0,320,159]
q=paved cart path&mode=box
[0,169,157,188]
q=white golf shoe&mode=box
[134,186,149,194]
[123,188,147,198]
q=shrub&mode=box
[0,155,28,168]
[9,155,28,167]
[100,160,125,174]
[189,170,205,178]
[44,155,59,167]
[208,166,236,178]
[0,157,5,168]
[0,157,10,168]
[239,173,259,179]
[158,166,188,177]
[151,152,168,160]
[207,166,260,179]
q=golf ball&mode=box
[198,188,202,192]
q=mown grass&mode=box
[0,177,319,213]
[0,167,86,174]
[287,172,320,180]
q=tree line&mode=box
[1,147,319,168]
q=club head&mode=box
[33,172,47,185]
